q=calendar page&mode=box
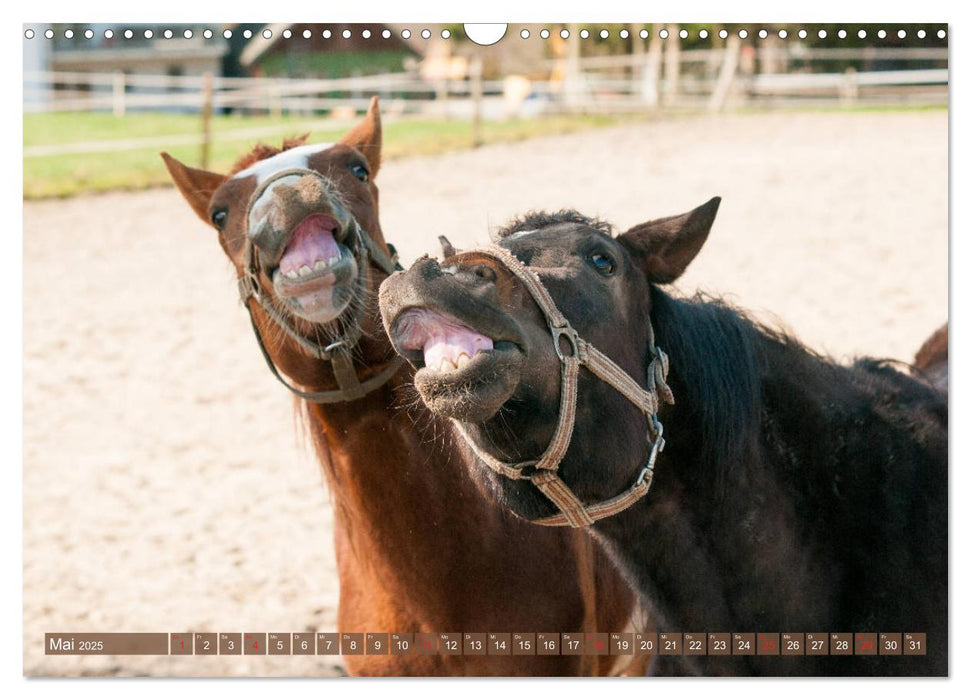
[22,21,948,679]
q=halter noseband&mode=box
[238,168,405,404]
[453,245,675,527]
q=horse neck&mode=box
[589,288,950,639]
[302,372,491,553]
[589,290,824,635]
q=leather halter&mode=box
[453,245,675,528]
[237,168,405,403]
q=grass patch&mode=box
[27,104,939,199]
[24,111,324,147]
[24,111,624,199]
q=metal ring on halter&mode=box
[238,271,259,302]
[551,323,581,361]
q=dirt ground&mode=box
[22,110,947,676]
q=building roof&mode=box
[238,23,418,69]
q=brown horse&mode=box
[913,323,948,394]
[161,99,641,676]
[380,200,948,676]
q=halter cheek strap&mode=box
[453,244,675,528]
[238,168,405,404]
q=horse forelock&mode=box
[493,210,613,241]
[228,135,311,178]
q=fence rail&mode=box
[23,42,949,114]
[23,46,948,159]
[751,68,947,91]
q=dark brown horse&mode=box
[380,199,948,676]
[161,99,641,676]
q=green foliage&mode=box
[260,50,410,78]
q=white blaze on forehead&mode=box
[504,228,538,240]
[231,142,335,184]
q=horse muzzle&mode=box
[380,255,526,363]
[247,168,355,271]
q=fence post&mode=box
[708,33,742,113]
[435,76,449,119]
[662,24,680,106]
[840,67,859,105]
[642,24,663,108]
[630,23,644,107]
[350,69,363,116]
[470,58,484,148]
[112,71,126,117]
[380,72,392,111]
[200,72,213,169]
[270,80,282,118]
[564,23,582,110]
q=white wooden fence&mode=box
[24,46,948,115]
[23,46,948,162]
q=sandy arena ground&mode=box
[23,110,947,676]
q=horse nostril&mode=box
[471,265,497,283]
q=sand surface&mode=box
[23,110,947,676]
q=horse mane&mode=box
[493,210,613,239]
[228,134,311,176]
[649,287,767,487]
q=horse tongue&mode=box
[279,214,340,276]
[423,328,494,370]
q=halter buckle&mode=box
[651,413,664,440]
[551,323,580,361]
[323,339,347,355]
[636,415,665,486]
[237,271,260,302]
[635,465,655,488]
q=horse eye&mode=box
[588,253,616,275]
[211,209,228,229]
[349,163,369,183]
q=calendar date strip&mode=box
[45,632,927,656]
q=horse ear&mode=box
[438,235,457,258]
[160,152,226,225]
[617,197,721,283]
[339,95,382,178]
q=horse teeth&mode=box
[314,260,327,271]
[456,354,471,369]
[439,358,457,372]
[285,270,299,280]
[327,254,340,265]
[299,265,313,277]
